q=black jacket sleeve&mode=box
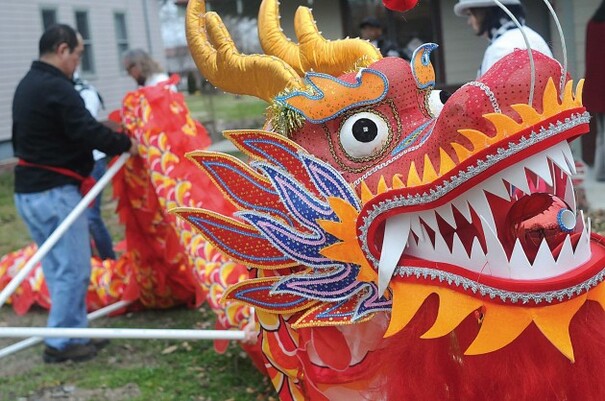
[55,80,131,156]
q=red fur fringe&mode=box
[365,296,605,401]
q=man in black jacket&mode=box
[12,24,137,363]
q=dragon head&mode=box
[179,0,604,364]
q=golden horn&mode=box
[186,0,304,102]
[258,0,305,76]
[294,6,382,76]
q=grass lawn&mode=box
[185,93,268,125]
[0,307,274,401]
[0,93,274,401]
[0,172,30,253]
[0,173,273,401]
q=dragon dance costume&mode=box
[1,0,604,399]
[177,0,605,399]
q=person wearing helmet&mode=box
[454,0,552,77]
[359,17,403,58]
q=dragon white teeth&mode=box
[467,190,497,234]
[378,215,411,295]
[479,215,511,278]
[421,224,435,249]
[564,174,576,210]
[433,229,450,257]
[450,233,483,270]
[509,239,532,271]
[574,212,591,265]
[410,217,426,242]
[561,142,577,174]
[482,178,510,201]
[418,211,438,232]
[469,237,486,270]
[450,233,467,264]
[435,204,456,228]
[504,165,532,197]
[451,197,473,223]
[530,240,558,279]
[525,149,553,187]
[406,232,421,253]
[548,142,573,177]
[556,234,575,267]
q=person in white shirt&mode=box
[74,73,116,260]
[122,49,170,87]
[454,0,553,77]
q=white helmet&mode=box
[454,0,522,17]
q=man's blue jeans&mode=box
[15,185,91,350]
[87,158,116,260]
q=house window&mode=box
[75,10,95,74]
[41,8,57,30]
[114,12,129,68]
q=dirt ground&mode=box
[11,384,141,401]
[0,307,142,401]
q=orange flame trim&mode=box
[357,78,585,196]
[277,69,388,124]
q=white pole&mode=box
[0,300,132,359]
[0,337,40,359]
[0,327,246,341]
[0,153,130,309]
[86,300,132,319]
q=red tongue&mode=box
[504,193,575,263]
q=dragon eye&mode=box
[340,112,390,159]
[427,90,450,118]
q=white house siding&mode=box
[570,0,601,78]
[0,0,165,159]
[440,0,488,84]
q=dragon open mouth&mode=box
[360,109,597,298]
[373,140,589,274]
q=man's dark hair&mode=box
[472,5,526,37]
[39,24,78,57]
[359,17,383,30]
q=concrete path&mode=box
[582,165,605,211]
